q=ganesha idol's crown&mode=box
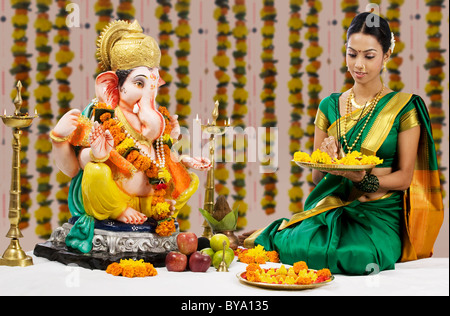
[96,20,161,72]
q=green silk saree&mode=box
[246,92,444,275]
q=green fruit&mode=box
[210,234,230,252]
[212,248,234,269]
[200,248,215,263]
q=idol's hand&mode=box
[181,156,212,171]
[319,136,339,159]
[52,109,81,138]
[89,121,114,160]
[169,114,181,140]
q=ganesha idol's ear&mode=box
[158,77,166,88]
[95,71,120,108]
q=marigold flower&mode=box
[105,262,123,276]
[293,261,308,273]
[155,219,176,237]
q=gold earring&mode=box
[383,62,387,73]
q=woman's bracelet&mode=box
[89,149,110,163]
[49,130,70,143]
[353,173,379,193]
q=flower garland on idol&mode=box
[94,0,114,77]
[213,0,231,199]
[54,0,75,229]
[304,0,322,189]
[385,0,405,92]
[94,103,177,237]
[259,0,278,215]
[287,0,305,215]
[116,0,135,21]
[155,0,174,109]
[10,0,32,229]
[424,0,446,195]
[340,0,358,91]
[174,0,192,232]
[231,0,249,230]
[34,0,53,239]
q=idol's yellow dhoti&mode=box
[81,162,198,221]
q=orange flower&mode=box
[155,219,176,237]
[293,261,308,273]
[317,268,331,279]
[122,265,135,278]
[106,262,122,276]
[267,251,280,263]
[296,276,313,285]
[100,112,111,122]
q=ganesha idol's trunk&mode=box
[136,87,165,142]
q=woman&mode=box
[243,12,443,275]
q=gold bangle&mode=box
[49,130,70,143]
[89,150,110,163]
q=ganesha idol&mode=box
[34,20,210,268]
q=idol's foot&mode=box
[116,207,147,225]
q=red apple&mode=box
[165,251,187,272]
[189,251,212,272]
[176,232,198,255]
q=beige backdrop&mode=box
[0,0,448,257]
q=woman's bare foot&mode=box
[116,207,147,225]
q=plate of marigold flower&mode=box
[237,261,334,290]
[293,149,383,172]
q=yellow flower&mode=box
[158,168,172,183]
[311,149,332,164]
[293,151,311,162]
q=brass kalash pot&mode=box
[0,82,37,267]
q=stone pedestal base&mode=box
[33,223,178,270]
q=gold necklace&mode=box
[342,86,385,153]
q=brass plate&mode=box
[236,272,334,291]
[293,160,375,172]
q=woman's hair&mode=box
[347,12,392,54]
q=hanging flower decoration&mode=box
[10,0,32,230]
[385,0,405,92]
[53,0,75,229]
[94,0,114,78]
[116,0,135,21]
[424,0,446,196]
[287,0,305,215]
[259,0,278,215]
[34,0,53,239]
[155,0,174,109]
[213,0,231,198]
[231,0,249,230]
[340,0,358,91]
[174,0,192,232]
[304,0,322,190]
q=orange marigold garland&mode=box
[95,104,177,237]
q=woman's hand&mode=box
[319,136,339,159]
[327,169,366,183]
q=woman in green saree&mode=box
[244,12,444,275]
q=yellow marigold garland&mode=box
[424,0,446,197]
[174,0,192,232]
[260,0,278,215]
[94,0,114,77]
[10,0,32,230]
[116,0,135,21]
[155,0,174,109]
[231,0,248,230]
[54,0,75,229]
[385,0,405,92]
[304,0,322,189]
[340,0,358,91]
[213,0,231,198]
[34,0,53,239]
[288,0,304,214]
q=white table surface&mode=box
[0,252,448,297]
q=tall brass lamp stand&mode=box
[0,81,36,267]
